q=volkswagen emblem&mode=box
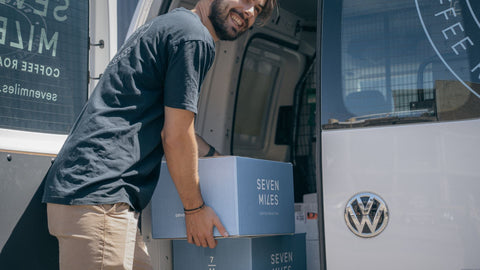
[344,192,389,238]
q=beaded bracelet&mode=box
[184,201,206,214]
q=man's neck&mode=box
[191,0,220,42]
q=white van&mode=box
[1,0,479,269]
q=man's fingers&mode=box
[184,206,228,249]
[189,230,209,247]
[206,236,218,249]
[214,216,229,238]
[188,232,201,247]
[193,235,203,247]
[199,236,208,248]
[187,234,194,245]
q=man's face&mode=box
[209,0,265,41]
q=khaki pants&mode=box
[47,203,153,270]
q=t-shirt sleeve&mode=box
[164,40,214,114]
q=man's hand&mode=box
[196,134,222,157]
[185,206,228,248]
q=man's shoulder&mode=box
[154,8,214,45]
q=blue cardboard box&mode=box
[151,156,294,239]
[172,234,306,270]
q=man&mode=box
[42,0,276,269]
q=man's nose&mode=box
[243,5,255,18]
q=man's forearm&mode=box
[162,108,203,210]
[162,107,228,248]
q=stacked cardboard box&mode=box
[151,156,295,238]
[150,156,305,269]
[172,234,306,270]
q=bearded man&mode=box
[42,0,276,269]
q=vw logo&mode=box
[344,192,389,238]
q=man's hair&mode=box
[256,0,277,25]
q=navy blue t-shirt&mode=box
[42,8,215,211]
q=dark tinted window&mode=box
[233,38,280,154]
[321,0,480,129]
[0,1,88,134]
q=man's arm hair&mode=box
[162,106,203,210]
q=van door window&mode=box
[322,0,480,129]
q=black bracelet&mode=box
[204,145,216,157]
[184,201,205,212]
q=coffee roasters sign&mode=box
[0,0,88,134]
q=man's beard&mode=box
[209,0,249,41]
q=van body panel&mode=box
[322,120,480,269]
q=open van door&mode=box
[320,0,480,269]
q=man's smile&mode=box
[230,10,246,29]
